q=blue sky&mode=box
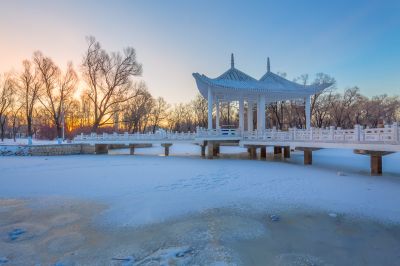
[0,0,399,103]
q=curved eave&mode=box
[193,73,331,98]
[305,82,334,94]
[259,72,333,94]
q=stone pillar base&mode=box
[249,146,257,159]
[260,147,266,159]
[213,144,219,156]
[283,146,291,158]
[201,144,206,157]
[354,149,393,176]
[207,142,214,159]
[371,155,382,175]
[304,149,312,165]
[95,144,109,154]
[274,146,282,155]
[161,143,172,156]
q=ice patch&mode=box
[47,232,85,253]
[328,212,338,218]
[133,246,194,265]
[275,253,330,266]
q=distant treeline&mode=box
[0,37,399,141]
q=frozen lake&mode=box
[1,144,400,265]
[1,198,400,265]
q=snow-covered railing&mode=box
[243,123,400,144]
[74,123,399,144]
[195,128,242,138]
[74,131,196,142]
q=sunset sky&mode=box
[0,0,399,103]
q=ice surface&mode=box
[0,199,399,265]
[0,144,400,227]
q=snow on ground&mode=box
[1,143,400,227]
[0,138,62,146]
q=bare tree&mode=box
[364,94,399,127]
[329,87,361,128]
[313,93,333,128]
[150,97,169,133]
[17,60,42,142]
[34,51,78,140]
[122,82,153,133]
[167,103,195,132]
[191,94,208,128]
[0,74,14,141]
[10,103,23,141]
[311,73,336,117]
[81,36,143,131]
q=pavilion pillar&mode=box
[258,96,266,132]
[215,100,220,129]
[305,96,311,129]
[247,101,254,131]
[239,98,244,131]
[208,87,213,130]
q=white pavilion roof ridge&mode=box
[214,53,257,82]
[215,67,257,82]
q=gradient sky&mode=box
[0,0,399,103]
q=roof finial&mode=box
[267,57,270,72]
[231,53,234,69]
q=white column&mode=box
[216,100,220,129]
[239,98,244,130]
[392,122,399,142]
[208,87,213,130]
[256,99,260,130]
[247,101,253,131]
[258,96,266,131]
[305,96,311,129]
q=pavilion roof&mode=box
[193,54,332,101]
[214,53,257,82]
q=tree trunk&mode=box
[0,119,5,141]
[56,123,62,139]
[27,117,33,137]
[91,122,99,133]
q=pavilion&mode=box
[193,54,332,131]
